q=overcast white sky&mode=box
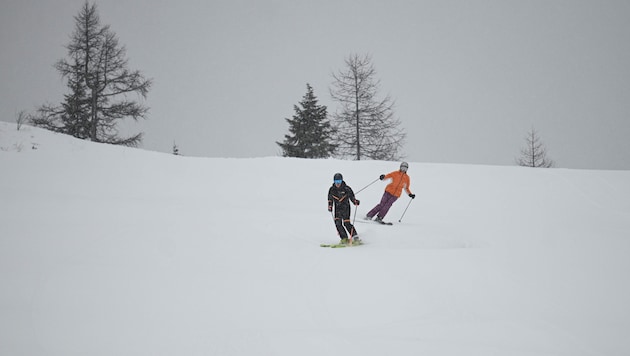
[2,0,629,169]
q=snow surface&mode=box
[1,122,630,356]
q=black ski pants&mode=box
[333,204,357,239]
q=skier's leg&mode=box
[376,193,398,219]
[367,192,389,218]
[343,219,358,239]
[334,217,348,239]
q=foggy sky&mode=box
[2,0,629,169]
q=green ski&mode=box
[320,241,364,248]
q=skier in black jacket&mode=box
[328,173,360,244]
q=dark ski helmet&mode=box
[333,173,343,182]
[400,162,409,172]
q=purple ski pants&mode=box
[367,191,398,219]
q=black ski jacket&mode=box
[328,181,358,217]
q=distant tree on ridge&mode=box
[277,83,337,158]
[329,53,405,160]
[31,2,152,147]
[516,127,555,168]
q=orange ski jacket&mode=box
[383,170,412,198]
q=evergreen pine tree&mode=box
[277,84,336,158]
[60,60,90,139]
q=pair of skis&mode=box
[321,219,392,248]
[320,240,364,248]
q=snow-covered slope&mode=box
[2,122,630,356]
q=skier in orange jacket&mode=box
[365,162,415,223]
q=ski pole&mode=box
[398,198,413,223]
[355,177,380,195]
[349,203,358,244]
[330,209,340,237]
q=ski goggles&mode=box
[334,179,342,184]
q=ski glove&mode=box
[409,194,416,199]
[354,200,360,206]
[328,205,332,212]
[379,174,385,180]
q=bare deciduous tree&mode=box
[516,127,555,168]
[16,110,30,131]
[329,53,405,160]
[32,2,151,147]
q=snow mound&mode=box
[2,121,630,356]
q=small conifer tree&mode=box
[277,84,336,158]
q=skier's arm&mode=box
[347,187,360,206]
[405,176,415,198]
[384,171,396,180]
[327,188,334,211]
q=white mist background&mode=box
[2,0,630,169]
